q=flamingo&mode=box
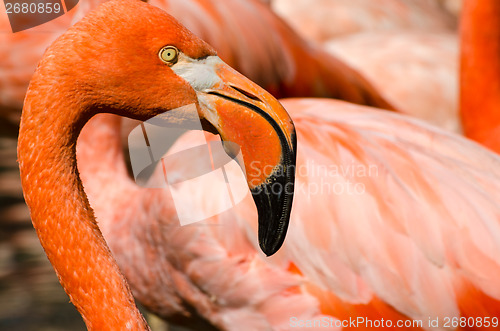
[18,0,500,330]
[0,2,396,323]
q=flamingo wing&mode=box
[277,99,500,322]
[153,99,500,327]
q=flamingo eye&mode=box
[159,46,179,65]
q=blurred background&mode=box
[0,0,461,330]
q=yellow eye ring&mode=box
[159,46,179,65]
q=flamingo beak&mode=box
[192,59,296,256]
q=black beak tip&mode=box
[251,130,297,257]
[251,164,295,257]
[259,232,286,257]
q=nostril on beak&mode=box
[229,85,262,102]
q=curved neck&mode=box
[460,0,500,152]
[18,83,149,330]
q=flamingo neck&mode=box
[460,0,500,152]
[18,84,149,330]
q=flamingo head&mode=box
[29,0,296,255]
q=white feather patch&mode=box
[172,55,222,91]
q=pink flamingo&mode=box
[18,0,500,330]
